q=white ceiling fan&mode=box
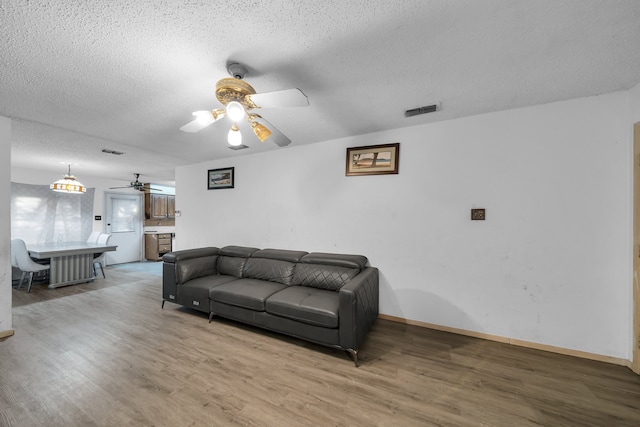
[179,63,309,147]
[109,173,162,192]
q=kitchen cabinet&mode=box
[146,194,175,220]
[145,233,172,261]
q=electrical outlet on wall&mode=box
[471,208,485,220]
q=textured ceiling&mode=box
[2,0,640,185]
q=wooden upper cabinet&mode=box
[150,194,168,219]
[167,195,175,219]
[144,190,176,225]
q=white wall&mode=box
[176,90,633,360]
[631,81,640,122]
[0,116,12,335]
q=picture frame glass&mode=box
[346,143,399,176]
[208,167,234,190]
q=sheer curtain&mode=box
[11,182,95,244]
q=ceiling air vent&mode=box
[228,144,249,150]
[404,104,439,117]
[102,148,125,155]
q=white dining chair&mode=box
[11,238,50,293]
[93,233,112,278]
[87,231,101,243]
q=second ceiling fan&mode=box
[180,63,309,147]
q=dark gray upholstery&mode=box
[300,252,368,270]
[266,286,339,328]
[210,278,287,311]
[252,248,308,263]
[162,245,379,366]
[243,257,296,285]
[217,256,247,277]
[219,245,260,257]
[175,255,218,285]
[292,263,359,291]
[178,275,237,311]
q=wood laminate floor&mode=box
[2,262,640,426]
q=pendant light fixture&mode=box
[50,164,86,194]
[228,123,242,146]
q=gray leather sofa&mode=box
[162,245,379,366]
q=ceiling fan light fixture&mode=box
[50,164,86,194]
[226,101,245,122]
[251,121,272,142]
[228,123,242,146]
[193,110,214,125]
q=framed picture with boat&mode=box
[208,167,234,190]
[345,143,400,176]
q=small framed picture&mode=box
[346,143,400,176]
[208,167,234,190]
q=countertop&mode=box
[143,226,175,234]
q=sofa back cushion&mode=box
[243,258,296,285]
[176,255,218,285]
[216,245,260,277]
[292,263,360,291]
[240,248,308,285]
[217,256,247,278]
[291,252,368,291]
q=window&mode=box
[11,182,95,244]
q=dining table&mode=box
[27,241,118,288]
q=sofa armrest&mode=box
[162,247,219,264]
[163,247,219,289]
[338,267,379,351]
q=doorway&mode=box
[104,192,143,265]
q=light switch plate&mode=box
[471,209,485,220]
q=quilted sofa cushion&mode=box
[242,258,296,285]
[292,263,360,291]
[217,256,246,277]
[210,278,287,311]
[266,286,339,328]
[217,245,260,277]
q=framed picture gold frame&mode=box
[207,167,234,190]
[346,143,400,176]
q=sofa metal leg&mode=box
[208,312,215,323]
[161,300,165,309]
[346,349,359,367]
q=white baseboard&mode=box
[378,314,630,367]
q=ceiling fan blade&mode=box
[109,186,134,189]
[251,116,292,147]
[179,109,225,132]
[248,88,309,109]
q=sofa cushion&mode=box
[210,278,287,311]
[219,245,260,257]
[217,256,247,277]
[291,263,360,291]
[177,275,237,310]
[175,255,218,285]
[252,248,308,263]
[300,252,368,270]
[242,257,296,285]
[266,286,339,328]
